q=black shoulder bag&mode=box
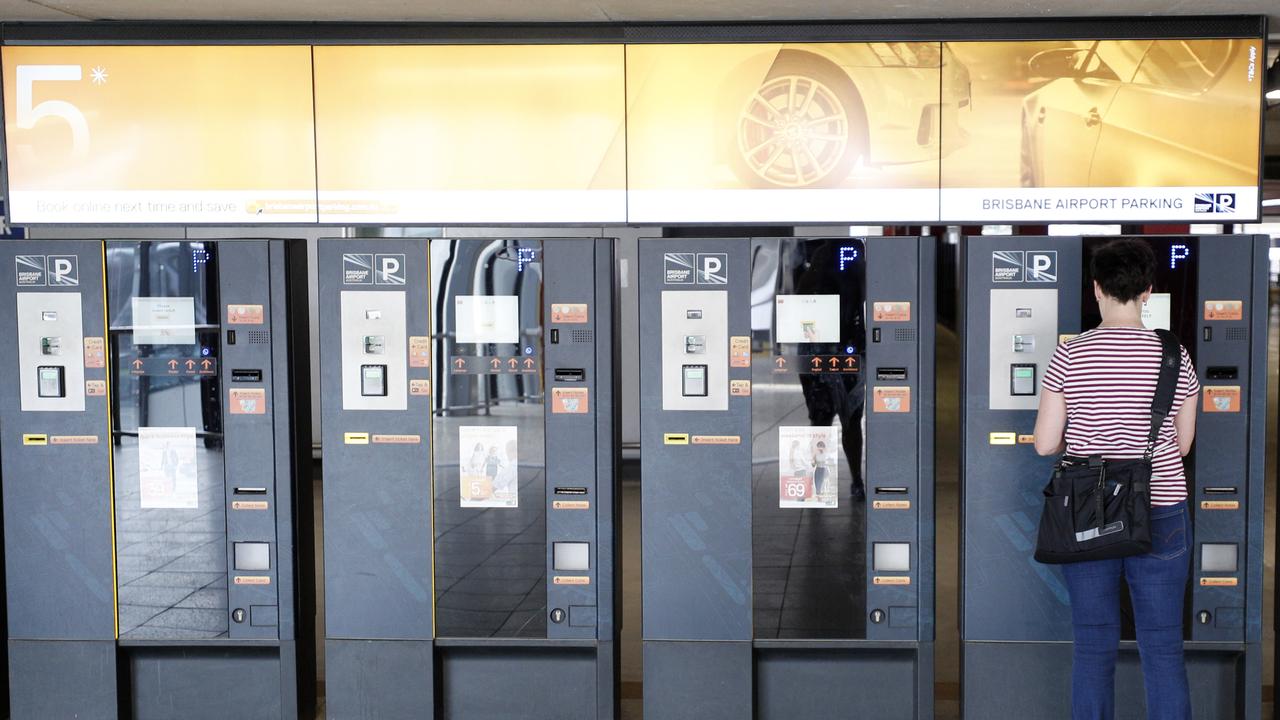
[1034,329,1180,564]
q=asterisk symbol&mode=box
[90,66,108,85]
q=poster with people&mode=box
[459,425,519,508]
[778,425,840,509]
[138,426,199,509]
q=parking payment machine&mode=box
[319,237,620,719]
[640,236,935,719]
[0,239,314,719]
[961,235,1268,719]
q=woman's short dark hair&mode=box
[1090,239,1155,304]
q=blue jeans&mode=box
[1060,501,1191,720]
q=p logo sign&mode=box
[46,255,79,286]
[1026,251,1057,283]
[375,254,405,285]
[696,253,728,285]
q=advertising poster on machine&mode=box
[0,46,319,223]
[939,38,1263,222]
[778,425,840,509]
[626,42,962,223]
[138,426,198,510]
[313,45,626,223]
[459,425,519,508]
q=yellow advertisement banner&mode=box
[2,46,318,223]
[626,42,954,223]
[939,38,1263,222]
[313,44,626,223]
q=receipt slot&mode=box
[640,237,935,719]
[320,237,620,719]
[961,235,1268,719]
[0,239,314,719]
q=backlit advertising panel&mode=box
[625,42,959,223]
[1,46,318,223]
[312,45,626,223]
[940,38,1264,222]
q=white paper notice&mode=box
[775,294,840,343]
[455,295,519,344]
[132,297,197,345]
[459,425,519,508]
[778,425,840,509]
[139,426,199,509]
[1142,293,1172,331]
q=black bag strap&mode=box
[1146,329,1181,460]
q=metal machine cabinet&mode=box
[319,237,620,719]
[961,235,1267,719]
[639,236,935,720]
[0,239,314,719]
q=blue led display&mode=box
[838,246,860,272]
[1169,243,1190,270]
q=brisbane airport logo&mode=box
[15,254,78,287]
[343,253,405,285]
[1193,193,1236,214]
[664,252,728,285]
[992,250,1057,283]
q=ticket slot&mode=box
[875,487,909,494]
[1203,487,1238,495]
[1206,366,1238,380]
[554,368,586,382]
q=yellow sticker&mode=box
[989,432,1017,446]
[372,434,421,444]
[692,435,741,445]
[663,433,689,445]
[873,386,911,413]
[1204,300,1243,321]
[551,303,589,324]
[1203,386,1241,413]
[1199,577,1238,587]
[552,576,590,586]
[1058,334,1078,344]
[873,576,911,586]
[729,336,750,368]
[22,434,47,446]
[234,576,271,586]
[408,336,431,368]
[873,301,911,323]
[344,432,370,445]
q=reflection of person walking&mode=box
[811,440,828,497]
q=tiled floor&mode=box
[311,300,1280,718]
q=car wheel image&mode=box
[732,51,867,189]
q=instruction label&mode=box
[83,337,106,368]
[551,303,589,324]
[227,304,264,325]
[409,336,431,367]
[1202,386,1241,413]
[1203,301,1243,322]
[552,387,589,414]
[873,301,911,323]
[229,388,267,415]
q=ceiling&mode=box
[2,0,1278,26]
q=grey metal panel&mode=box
[756,648,918,719]
[965,642,1243,719]
[642,641,751,720]
[961,235,1081,643]
[864,237,924,644]
[592,237,621,720]
[914,236,936,720]
[324,639,434,720]
[543,239,602,641]
[440,646,596,719]
[0,241,116,642]
[128,647,282,720]
[9,639,116,720]
[639,238,752,642]
[319,239,434,640]
[220,241,282,641]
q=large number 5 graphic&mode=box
[16,65,90,158]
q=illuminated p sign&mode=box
[1169,244,1190,270]
[517,248,537,272]
[838,246,860,272]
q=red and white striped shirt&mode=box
[1042,327,1199,506]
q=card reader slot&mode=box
[231,369,263,383]
[234,487,269,495]
[875,486,909,494]
[876,367,908,381]
[1206,366,1238,380]
[1202,487,1237,495]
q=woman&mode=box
[1033,239,1199,720]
